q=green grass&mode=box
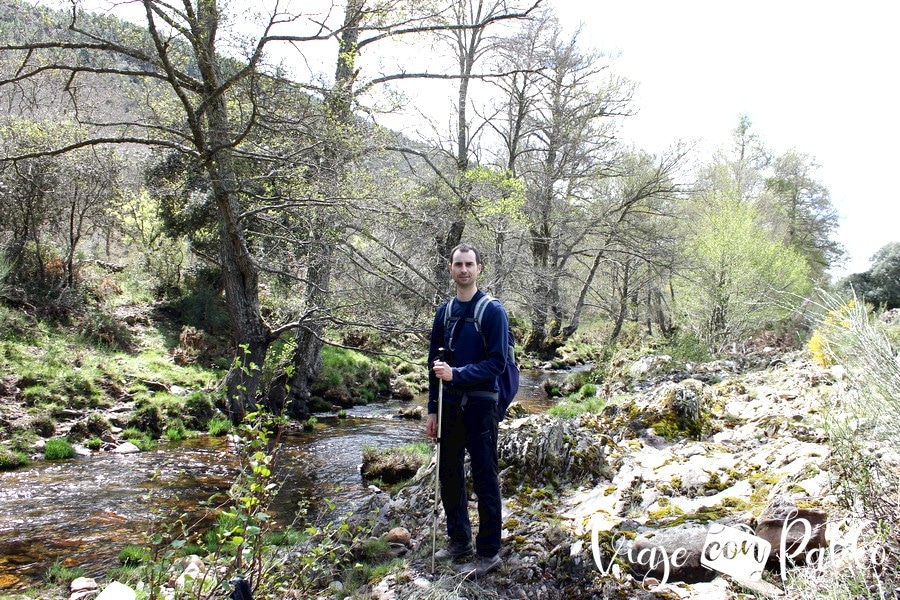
[0,447,28,469]
[208,415,231,436]
[548,395,609,418]
[121,428,156,451]
[163,418,193,441]
[314,345,392,404]
[118,544,151,566]
[44,558,85,586]
[44,438,75,460]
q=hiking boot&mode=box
[459,553,501,576]
[433,541,473,562]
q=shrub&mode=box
[85,436,102,450]
[811,289,900,592]
[79,312,133,350]
[577,383,597,399]
[127,403,163,438]
[658,330,711,364]
[44,437,75,460]
[207,415,231,436]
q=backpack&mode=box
[444,293,520,419]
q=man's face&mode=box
[449,250,482,287]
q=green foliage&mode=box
[163,418,190,441]
[128,404,164,439]
[78,312,134,351]
[464,166,527,222]
[813,290,900,450]
[182,392,215,429]
[44,558,85,586]
[29,412,56,438]
[674,193,811,351]
[303,416,318,431]
[119,544,151,566]
[313,345,392,405]
[121,428,155,451]
[577,383,597,398]
[842,242,900,310]
[44,437,75,460]
[810,289,900,593]
[361,441,430,486]
[208,415,232,436]
[656,331,711,364]
[162,266,230,331]
[548,394,609,418]
[0,447,28,469]
[85,436,103,450]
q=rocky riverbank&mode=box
[36,349,899,600]
[356,349,898,599]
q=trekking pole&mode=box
[431,347,445,574]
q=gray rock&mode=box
[95,581,136,600]
[111,441,141,454]
[628,525,716,584]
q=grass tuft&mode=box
[44,437,75,460]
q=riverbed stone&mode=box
[627,525,716,584]
[111,441,140,454]
[95,581,136,600]
[755,506,828,567]
[384,526,411,546]
[70,577,98,592]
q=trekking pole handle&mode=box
[437,347,446,362]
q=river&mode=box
[0,370,555,591]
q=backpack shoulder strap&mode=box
[471,293,493,333]
[443,298,456,330]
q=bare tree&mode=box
[491,15,629,356]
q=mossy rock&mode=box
[361,445,426,485]
[127,403,164,438]
[29,413,56,438]
[182,392,215,429]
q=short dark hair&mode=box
[449,243,482,265]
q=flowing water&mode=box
[0,371,554,591]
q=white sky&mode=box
[550,0,900,277]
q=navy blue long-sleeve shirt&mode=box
[427,290,508,413]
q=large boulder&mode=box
[498,414,608,493]
[636,379,712,440]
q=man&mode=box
[426,243,508,576]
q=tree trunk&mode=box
[278,0,358,410]
[191,3,271,422]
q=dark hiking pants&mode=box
[438,395,501,557]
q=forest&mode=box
[2,1,900,599]
[0,0,877,420]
